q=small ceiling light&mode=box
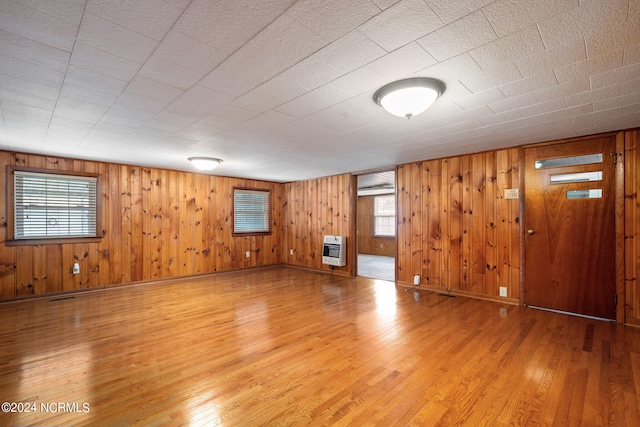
[188,157,223,171]
[374,77,445,119]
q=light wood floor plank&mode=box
[0,267,639,426]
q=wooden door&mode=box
[524,137,616,319]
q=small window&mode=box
[12,169,100,242]
[233,188,271,235]
[374,194,395,236]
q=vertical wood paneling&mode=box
[281,173,355,275]
[449,157,463,291]
[397,148,521,301]
[0,151,284,300]
[0,152,16,298]
[625,130,640,325]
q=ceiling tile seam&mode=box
[42,0,91,154]
[67,2,202,152]
[179,1,331,103]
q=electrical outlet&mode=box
[499,287,507,297]
[72,263,80,275]
[246,251,250,258]
[290,249,294,255]
[413,274,420,285]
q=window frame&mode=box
[232,187,272,237]
[373,194,396,237]
[6,166,103,246]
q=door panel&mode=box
[524,137,616,319]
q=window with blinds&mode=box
[14,171,98,239]
[374,194,395,236]
[233,188,270,234]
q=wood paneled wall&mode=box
[396,148,521,301]
[0,151,284,299]
[624,129,640,326]
[357,196,395,256]
[281,174,355,275]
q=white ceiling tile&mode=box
[544,103,593,122]
[554,50,624,85]
[537,0,629,49]
[368,42,437,81]
[0,0,80,51]
[76,13,158,64]
[487,93,537,114]
[174,0,296,55]
[58,83,117,108]
[498,71,558,98]
[314,30,387,74]
[64,66,128,97]
[454,88,506,110]
[209,105,260,123]
[138,56,203,91]
[417,10,496,62]
[330,66,388,97]
[85,0,187,41]
[113,93,170,115]
[231,77,308,114]
[70,43,141,82]
[591,63,640,90]
[0,87,56,111]
[0,30,70,73]
[482,0,579,38]
[277,56,343,92]
[275,85,353,117]
[478,109,523,126]
[54,99,109,123]
[0,72,61,103]
[565,85,623,108]
[200,14,327,97]
[586,14,640,58]
[469,26,545,68]
[48,115,94,136]
[517,98,568,118]
[532,78,590,103]
[285,0,380,42]
[0,54,64,88]
[164,99,215,122]
[2,101,52,126]
[126,76,184,104]
[358,0,444,52]
[153,30,227,75]
[426,0,493,24]
[177,86,234,112]
[457,60,523,93]
[104,104,155,126]
[514,38,586,78]
[237,110,297,133]
[594,92,640,112]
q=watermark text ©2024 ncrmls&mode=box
[2,401,90,413]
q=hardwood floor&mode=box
[0,267,639,426]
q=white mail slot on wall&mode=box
[322,235,346,267]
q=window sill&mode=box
[6,237,103,246]
[232,231,272,237]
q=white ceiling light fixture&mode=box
[188,157,223,171]
[374,77,445,119]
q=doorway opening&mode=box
[356,170,396,282]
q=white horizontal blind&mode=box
[14,171,97,239]
[374,194,395,236]
[234,189,269,233]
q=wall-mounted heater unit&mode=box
[322,235,346,267]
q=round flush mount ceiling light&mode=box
[373,77,445,119]
[188,157,223,171]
